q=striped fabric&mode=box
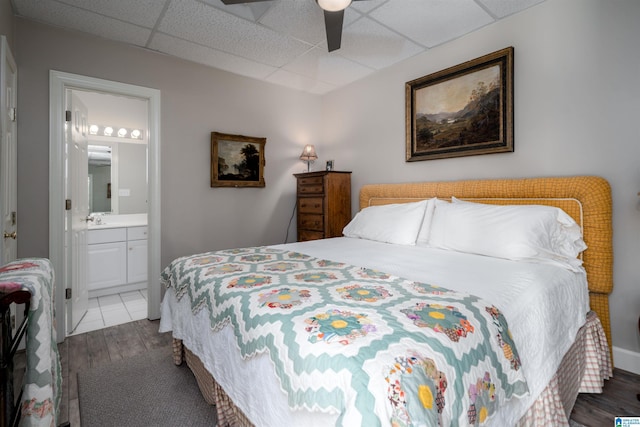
[516,312,611,426]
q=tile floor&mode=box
[69,289,148,336]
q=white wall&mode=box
[0,0,14,49]
[321,0,640,369]
[118,143,147,214]
[14,18,322,270]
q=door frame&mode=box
[0,35,17,265]
[49,71,161,342]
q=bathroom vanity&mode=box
[87,215,147,298]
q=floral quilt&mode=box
[0,258,61,427]
[161,247,529,426]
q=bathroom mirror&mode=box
[88,141,148,215]
[88,144,112,213]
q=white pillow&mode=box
[342,200,429,245]
[428,198,587,270]
[416,198,445,246]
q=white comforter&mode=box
[159,237,589,426]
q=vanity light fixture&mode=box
[88,124,144,140]
[299,144,318,172]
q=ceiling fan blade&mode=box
[323,9,344,52]
[220,0,271,4]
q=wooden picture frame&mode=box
[211,132,266,188]
[406,47,514,161]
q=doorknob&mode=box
[3,231,17,239]
[82,216,95,222]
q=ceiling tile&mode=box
[476,0,545,18]
[338,16,425,69]
[158,0,312,67]
[149,33,278,80]
[57,0,166,28]
[258,0,326,45]
[11,0,546,95]
[350,0,389,14]
[266,68,337,95]
[13,0,151,46]
[370,0,494,48]
[283,46,375,86]
[202,0,274,22]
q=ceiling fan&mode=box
[220,0,368,52]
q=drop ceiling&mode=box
[11,0,544,95]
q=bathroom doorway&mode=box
[71,89,150,335]
[49,71,161,342]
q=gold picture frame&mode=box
[406,47,514,161]
[211,132,266,188]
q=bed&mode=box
[159,175,613,426]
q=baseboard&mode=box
[612,345,640,375]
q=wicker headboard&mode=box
[359,176,613,350]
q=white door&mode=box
[0,36,18,265]
[66,90,89,333]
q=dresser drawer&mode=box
[298,197,324,214]
[297,176,324,186]
[298,184,324,195]
[299,214,324,231]
[298,230,324,242]
[297,176,324,195]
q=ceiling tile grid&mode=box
[283,45,375,87]
[54,0,167,28]
[476,0,546,18]
[13,0,153,46]
[370,0,495,48]
[11,0,546,94]
[337,17,425,70]
[158,0,313,67]
[149,32,279,80]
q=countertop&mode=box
[87,214,147,230]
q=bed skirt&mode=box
[171,311,611,427]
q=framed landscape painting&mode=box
[211,132,266,187]
[406,47,514,161]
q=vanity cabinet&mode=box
[87,228,128,290]
[126,226,148,284]
[87,226,148,292]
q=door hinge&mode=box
[8,108,16,122]
[65,199,72,210]
[65,110,72,122]
[11,211,16,226]
[65,288,72,300]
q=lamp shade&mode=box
[299,144,318,161]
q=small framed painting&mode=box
[211,132,266,187]
[406,47,514,161]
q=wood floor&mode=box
[16,319,640,426]
[57,319,173,426]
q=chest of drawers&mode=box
[294,171,351,242]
